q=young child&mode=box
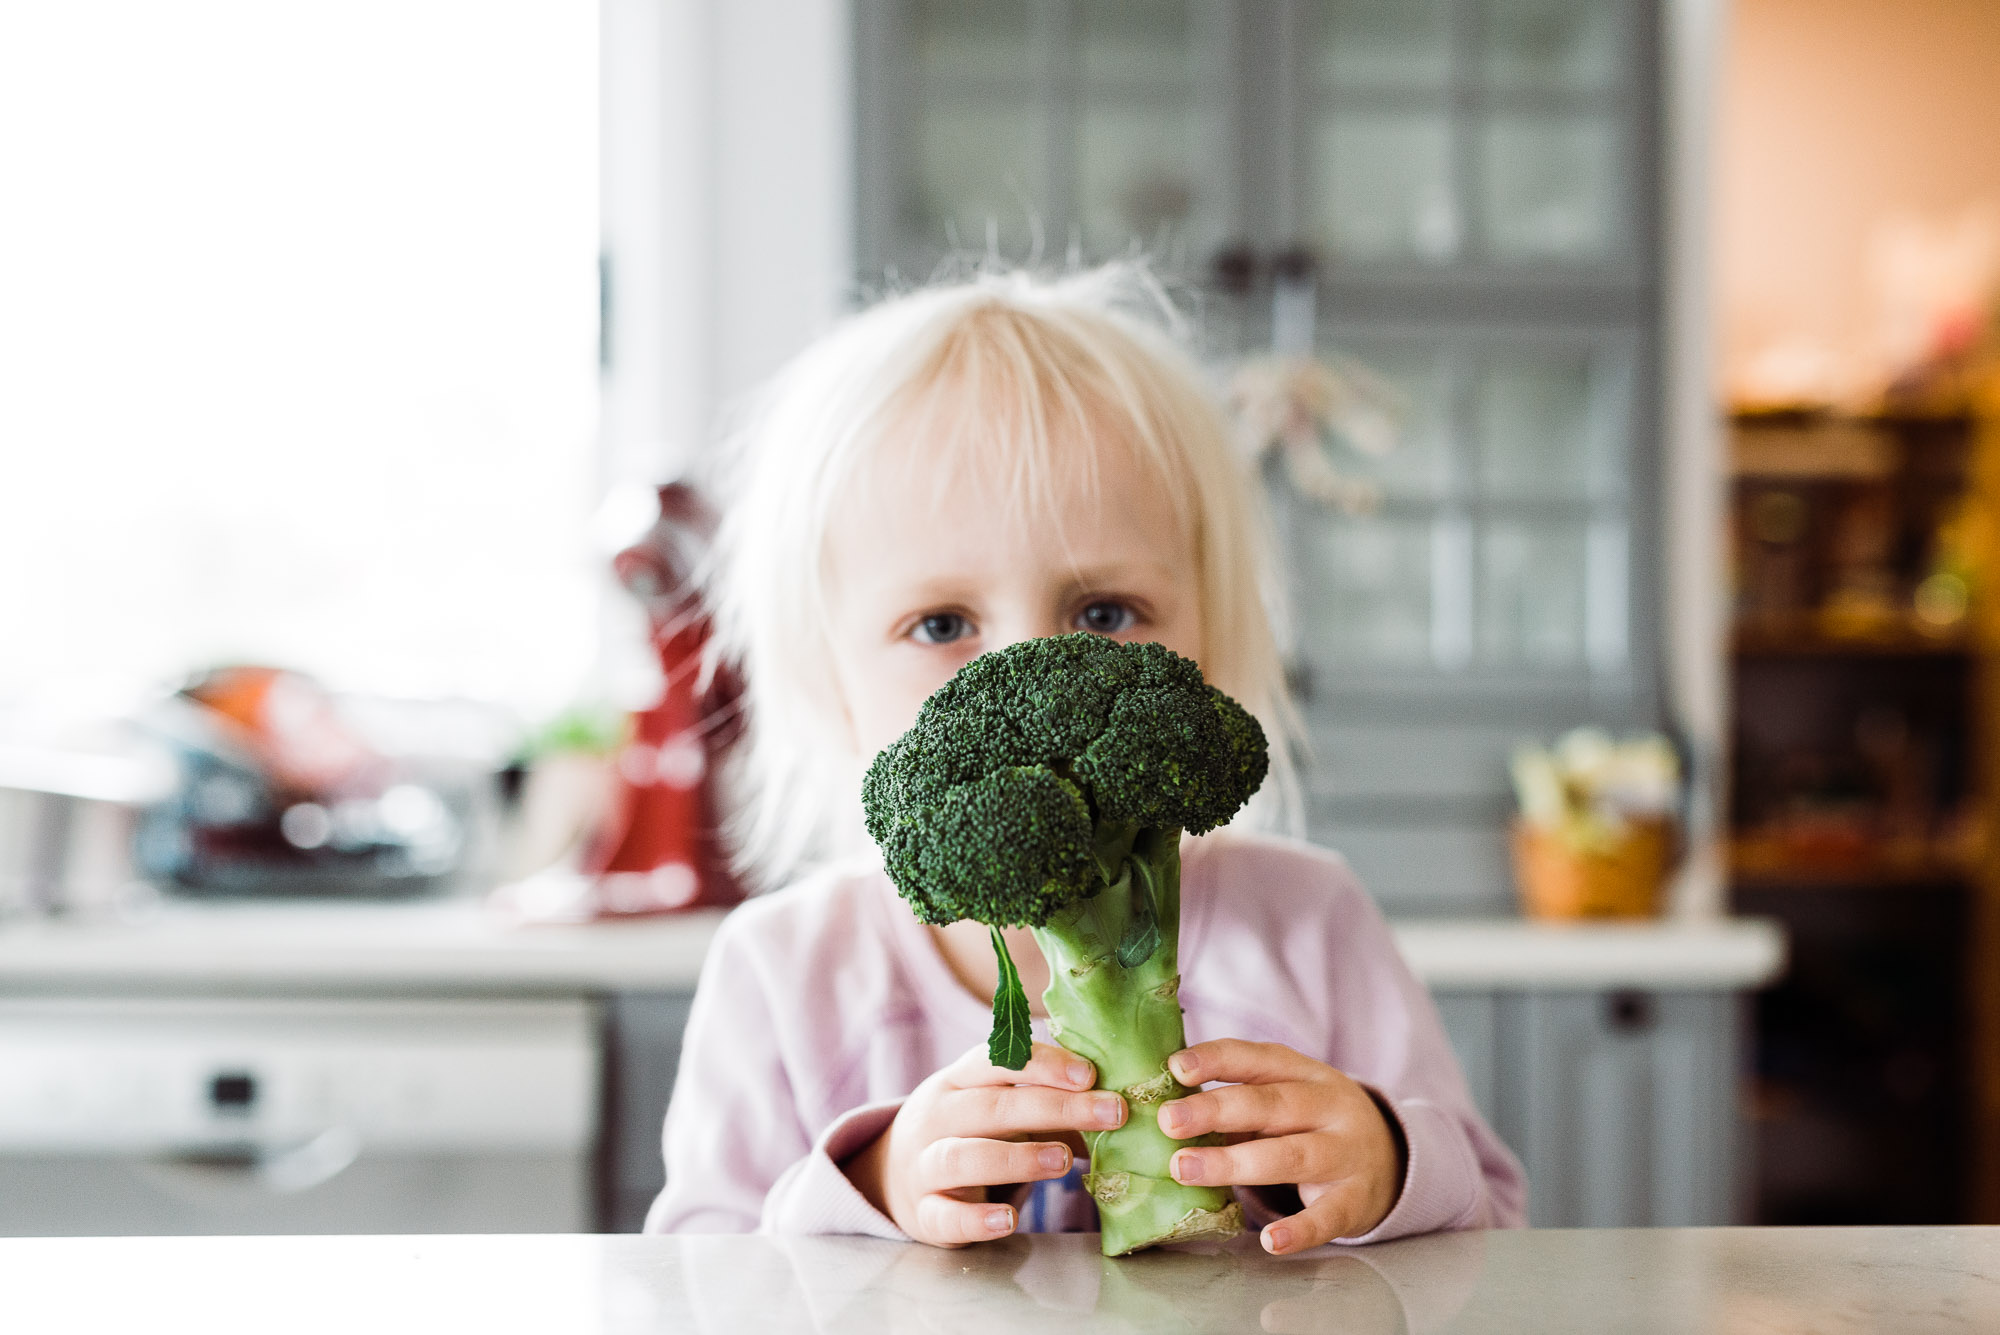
[645,266,1527,1254]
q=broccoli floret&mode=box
[861,633,1268,1256]
[862,634,1266,926]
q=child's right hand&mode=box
[842,1041,1127,1247]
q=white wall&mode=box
[600,0,854,488]
[1664,0,1730,917]
[1716,0,2000,402]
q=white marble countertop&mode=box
[0,899,1783,995]
[1393,916,1785,990]
[2,1228,1991,1333]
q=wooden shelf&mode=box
[1732,619,1973,658]
[1729,408,1978,432]
[1729,834,1977,888]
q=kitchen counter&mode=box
[0,900,728,994]
[4,1227,1992,1333]
[1393,916,1785,990]
[0,899,1783,993]
[0,895,1784,991]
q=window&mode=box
[0,2,602,718]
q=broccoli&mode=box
[861,633,1269,1256]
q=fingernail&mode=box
[1037,1144,1068,1174]
[1094,1094,1126,1127]
[986,1207,1014,1235]
[1173,1151,1203,1184]
[1066,1060,1093,1088]
[1159,1101,1189,1134]
[1171,1052,1198,1081]
[1264,1225,1291,1254]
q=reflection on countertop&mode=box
[5,1227,1997,1333]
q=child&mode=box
[645,266,1526,1253]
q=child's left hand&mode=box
[1157,1039,1407,1255]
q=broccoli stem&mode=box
[1031,827,1243,1256]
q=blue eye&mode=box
[911,613,972,645]
[1076,601,1136,635]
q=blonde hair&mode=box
[705,264,1302,891]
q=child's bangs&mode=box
[859,302,1201,547]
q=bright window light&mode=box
[0,2,602,718]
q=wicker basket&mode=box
[1511,818,1673,920]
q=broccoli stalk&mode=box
[1032,823,1222,1255]
[861,634,1270,1256]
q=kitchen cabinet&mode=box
[596,919,1777,1231]
[1437,989,1743,1226]
[602,983,1749,1231]
[0,905,1778,1234]
[602,991,694,1232]
[854,0,1671,917]
[0,997,598,1236]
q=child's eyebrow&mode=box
[1056,559,1179,593]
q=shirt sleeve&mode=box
[1188,839,1528,1244]
[643,911,905,1238]
[1318,876,1529,1242]
[759,1101,910,1239]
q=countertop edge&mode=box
[0,905,1786,993]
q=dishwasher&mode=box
[0,996,598,1235]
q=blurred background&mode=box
[0,0,1994,1236]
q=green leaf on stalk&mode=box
[1116,857,1161,968]
[988,925,1033,1070]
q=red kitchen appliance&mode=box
[582,483,745,914]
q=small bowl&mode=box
[1511,818,1673,920]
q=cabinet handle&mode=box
[1607,990,1656,1034]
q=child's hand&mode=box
[843,1041,1126,1247]
[1157,1039,1406,1255]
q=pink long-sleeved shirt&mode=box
[645,830,1527,1242]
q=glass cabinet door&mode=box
[1310,0,1638,270]
[870,0,1232,276]
[1284,327,1639,681]
[854,0,1663,912]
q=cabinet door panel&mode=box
[1295,512,1440,669]
[1474,342,1625,501]
[1498,991,1740,1227]
[1308,722,1533,804]
[911,0,1038,84]
[1313,111,1461,264]
[1318,0,1453,92]
[912,102,1050,256]
[1477,115,1624,262]
[1431,991,1500,1128]
[1481,0,1628,94]
[1317,819,1514,916]
[603,991,696,1233]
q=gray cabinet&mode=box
[855,0,1670,918]
[858,0,1655,280]
[1437,987,1746,1226]
[601,991,695,1233]
[608,981,1748,1232]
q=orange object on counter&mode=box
[181,665,383,796]
[1511,819,1673,919]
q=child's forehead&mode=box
[822,402,1198,614]
[851,366,1189,524]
